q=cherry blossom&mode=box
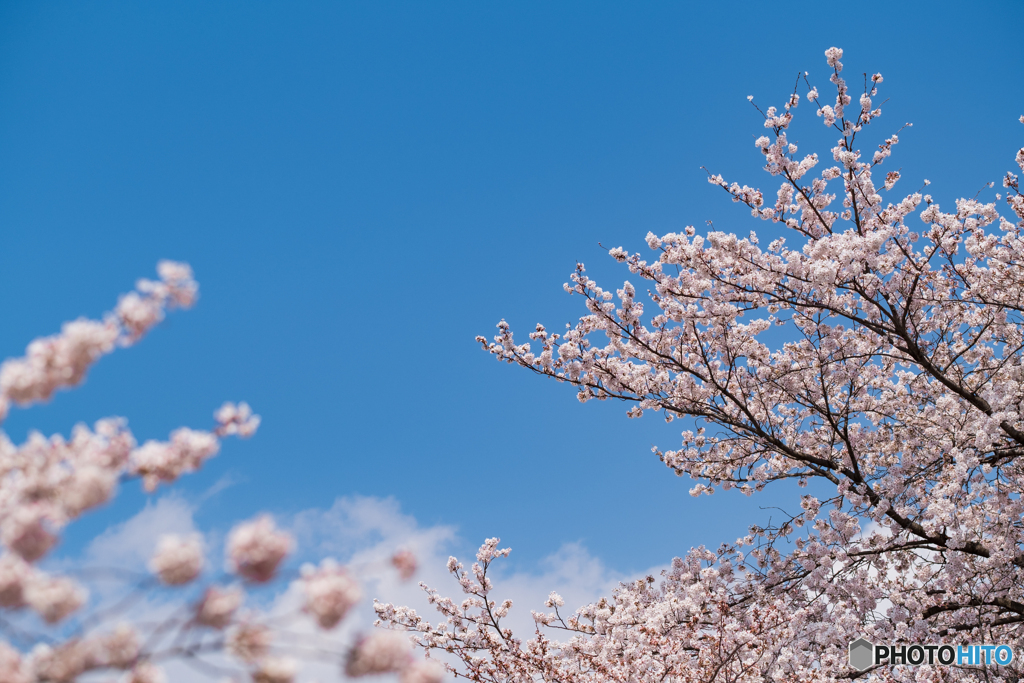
[391,549,418,581]
[252,656,297,683]
[227,621,273,663]
[345,631,412,677]
[400,659,446,683]
[0,262,404,681]
[130,428,221,493]
[0,261,196,409]
[215,401,262,439]
[300,559,362,629]
[194,584,244,629]
[124,662,166,683]
[226,515,294,583]
[97,624,141,668]
[0,641,29,683]
[381,47,1024,682]
[148,534,204,585]
[24,575,87,624]
[0,555,30,608]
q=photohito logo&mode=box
[849,638,1015,671]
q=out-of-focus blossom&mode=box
[252,656,297,683]
[124,661,166,683]
[227,622,272,664]
[117,260,198,341]
[194,585,244,628]
[0,262,196,411]
[149,534,204,585]
[3,45,1024,683]
[0,554,30,607]
[391,549,417,581]
[400,660,445,683]
[24,574,87,624]
[27,639,97,682]
[226,515,293,583]
[0,319,119,406]
[0,641,29,683]
[215,401,261,438]
[130,428,219,492]
[115,293,164,342]
[64,465,118,515]
[0,261,319,679]
[345,631,411,677]
[2,504,59,562]
[299,559,361,629]
[825,46,843,69]
[97,623,141,669]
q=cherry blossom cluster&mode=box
[0,260,197,419]
[380,48,1024,681]
[0,264,430,682]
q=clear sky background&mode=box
[1,1,1022,579]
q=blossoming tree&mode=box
[378,48,1024,681]
[0,263,442,683]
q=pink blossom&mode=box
[345,631,412,677]
[124,662,166,683]
[0,641,29,683]
[3,41,1023,683]
[227,621,272,663]
[391,549,417,581]
[226,515,293,583]
[300,559,361,629]
[149,534,204,585]
[400,660,445,683]
[130,428,220,492]
[0,262,293,677]
[0,554,30,608]
[0,261,196,411]
[24,574,87,623]
[64,465,118,515]
[884,169,900,190]
[2,504,59,562]
[26,640,97,683]
[96,623,141,669]
[194,585,243,628]
[382,47,1024,683]
[155,259,198,308]
[824,46,843,68]
[118,260,198,340]
[0,319,118,405]
[214,401,261,438]
[115,292,165,341]
[252,656,297,683]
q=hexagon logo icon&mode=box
[849,637,874,671]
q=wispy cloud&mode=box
[67,493,658,681]
[86,494,199,569]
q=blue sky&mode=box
[0,1,1022,576]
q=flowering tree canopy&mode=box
[379,48,1024,681]
[0,264,440,683]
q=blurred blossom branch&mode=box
[0,263,433,683]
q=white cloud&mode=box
[67,494,659,682]
[289,495,457,565]
[485,541,646,635]
[85,494,199,568]
[284,495,644,638]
